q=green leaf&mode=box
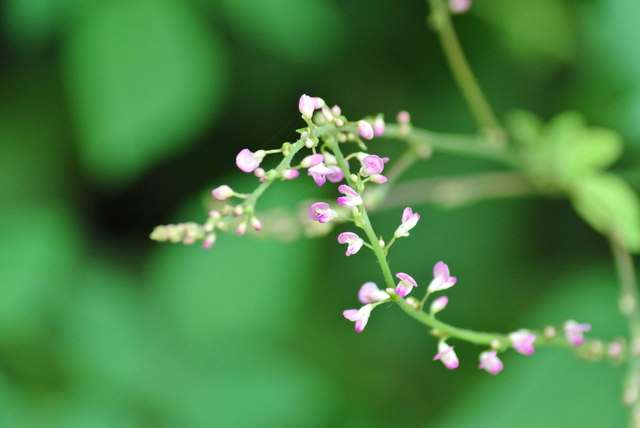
[572,173,640,252]
[215,0,345,65]
[62,0,228,186]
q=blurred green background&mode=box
[1,0,639,426]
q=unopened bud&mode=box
[233,205,245,216]
[254,168,265,178]
[350,174,358,182]
[208,210,221,219]
[397,111,411,124]
[251,217,262,231]
[305,138,314,148]
[202,233,216,249]
[608,340,624,359]
[236,222,247,236]
[373,114,385,137]
[321,107,333,122]
[430,296,449,314]
[301,153,324,168]
[331,105,341,116]
[281,169,299,180]
[335,119,344,127]
[543,326,556,339]
[212,185,234,201]
[338,133,347,143]
[370,174,388,184]
[378,239,385,247]
[405,297,420,309]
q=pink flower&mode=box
[337,185,362,207]
[308,162,335,186]
[360,155,385,177]
[212,185,234,201]
[370,174,387,184]
[358,120,374,140]
[430,296,449,314]
[374,115,385,137]
[478,350,503,375]
[337,232,364,256]
[281,169,299,180]
[358,282,389,304]
[394,207,420,237]
[433,341,459,369]
[300,153,324,168]
[299,94,315,119]
[395,272,418,297]
[236,149,266,173]
[397,111,411,124]
[449,0,471,14]
[509,330,536,355]
[427,262,457,293]
[343,304,373,332]
[323,153,346,183]
[564,320,591,346]
[308,202,338,223]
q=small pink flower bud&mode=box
[430,296,449,314]
[543,326,556,338]
[357,120,374,140]
[433,341,459,370]
[281,169,299,180]
[449,0,471,13]
[564,320,591,346]
[299,94,315,119]
[212,185,234,201]
[321,107,334,122]
[233,205,244,216]
[208,210,221,219]
[358,282,389,304]
[300,153,324,168]
[478,350,503,374]
[373,115,385,136]
[254,167,265,178]
[236,222,247,236]
[236,149,265,173]
[397,111,411,124]
[308,202,338,223]
[427,261,456,292]
[395,272,418,297]
[337,232,364,256]
[607,341,624,359]
[312,97,325,109]
[202,233,216,249]
[394,207,420,237]
[343,304,373,332]
[369,174,388,184]
[305,138,315,148]
[337,185,362,207]
[331,105,341,116]
[509,330,536,355]
[251,217,262,231]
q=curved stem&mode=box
[427,0,501,135]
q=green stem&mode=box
[427,0,501,134]
[610,236,640,412]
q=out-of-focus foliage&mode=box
[1,0,639,426]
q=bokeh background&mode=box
[2,0,640,426]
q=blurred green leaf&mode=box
[571,173,640,252]
[473,0,574,64]
[215,0,345,65]
[430,265,626,428]
[62,0,228,186]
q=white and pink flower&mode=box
[478,350,503,375]
[337,185,363,207]
[564,320,591,346]
[308,202,338,223]
[395,272,418,297]
[358,282,390,304]
[509,330,536,355]
[236,149,266,173]
[394,207,420,237]
[337,232,364,256]
[358,120,374,140]
[343,304,373,332]
[427,261,457,293]
[433,341,459,370]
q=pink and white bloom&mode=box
[564,320,591,346]
[509,330,536,355]
[308,162,335,186]
[281,169,299,180]
[358,282,390,304]
[300,153,324,168]
[337,232,364,256]
[374,115,385,137]
[236,149,266,173]
[358,120,374,140]
[370,174,388,184]
[323,153,346,183]
[343,304,373,332]
[478,350,503,375]
[433,341,459,369]
[337,185,362,207]
[395,272,418,297]
[427,262,457,293]
[394,207,420,237]
[308,202,338,223]
[430,296,449,314]
[299,94,315,119]
[360,155,385,177]
[212,185,234,201]
[449,0,471,14]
